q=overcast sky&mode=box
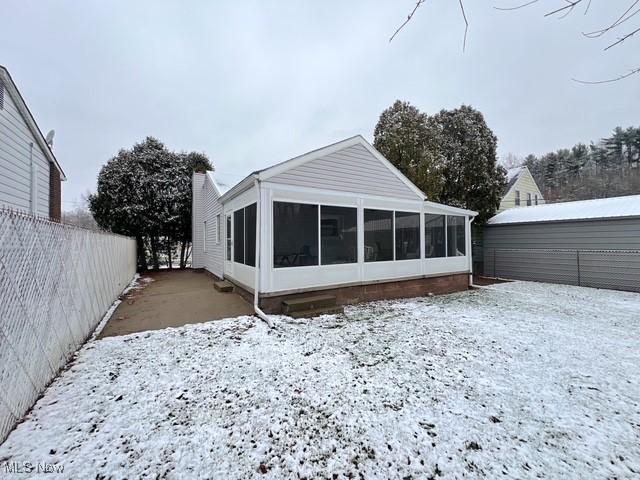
[2,1,636,209]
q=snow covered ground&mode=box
[1,281,639,479]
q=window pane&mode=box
[245,203,257,267]
[273,202,318,268]
[425,214,445,258]
[321,206,357,265]
[447,215,466,257]
[395,211,420,260]
[234,209,244,264]
[226,215,231,261]
[364,209,393,262]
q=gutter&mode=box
[252,177,274,328]
[468,216,475,287]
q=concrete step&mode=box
[214,280,234,293]
[282,294,337,314]
[288,305,344,319]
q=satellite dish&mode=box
[45,129,55,148]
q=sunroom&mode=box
[192,135,476,313]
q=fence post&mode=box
[576,250,581,286]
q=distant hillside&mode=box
[522,127,640,202]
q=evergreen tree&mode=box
[373,100,443,199]
[89,137,212,271]
[432,105,506,224]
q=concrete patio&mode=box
[98,269,253,338]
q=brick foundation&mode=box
[258,273,470,314]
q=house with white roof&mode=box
[192,135,478,316]
[484,194,640,292]
[498,166,544,213]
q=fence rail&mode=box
[0,209,136,442]
[483,248,640,293]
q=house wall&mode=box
[483,218,640,292]
[192,173,225,277]
[268,143,418,201]
[499,169,544,213]
[0,85,50,217]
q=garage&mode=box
[483,194,640,292]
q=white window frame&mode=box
[515,190,521,206]
[203,220,207,253]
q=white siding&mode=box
[0,88,50,217]
[191,172,225,277]
[268,144,419,200]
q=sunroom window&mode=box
[232,203,257,266]
[233,209,244,264]
[395,211,420,260]
[447,215,466,257]
[321,206,357,265]
[364,209,393,262]
[424,214,446,258]
[273,202,318,268]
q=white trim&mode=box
[424,200,477,217]
[203,220,207,253]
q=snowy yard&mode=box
[1,281,639,479]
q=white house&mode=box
[0,66,66,221]
[192,135,477,315]
[498,166,544,213]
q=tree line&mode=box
[519,126,640,202]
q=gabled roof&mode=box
[0,66,66,180]
[488,194,640,225]
[218,135,426,203]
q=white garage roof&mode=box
[488,194,640,225]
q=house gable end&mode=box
[264,138,424,201]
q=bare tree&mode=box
[390,1,640,83]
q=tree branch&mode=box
[389,0,426,42]
[573,65,640,84]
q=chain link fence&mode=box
[0,209,136,442]
[483,248,640,293]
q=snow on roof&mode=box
[506,166,524,182]
[206,171,232,195]
[488,194,640,225]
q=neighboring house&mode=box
[498,166,544,213]
[484,195,640,293]
[192,135,477,314]
[0,66,66,221]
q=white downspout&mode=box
[468,216,475,287]
[253,177,274,328]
